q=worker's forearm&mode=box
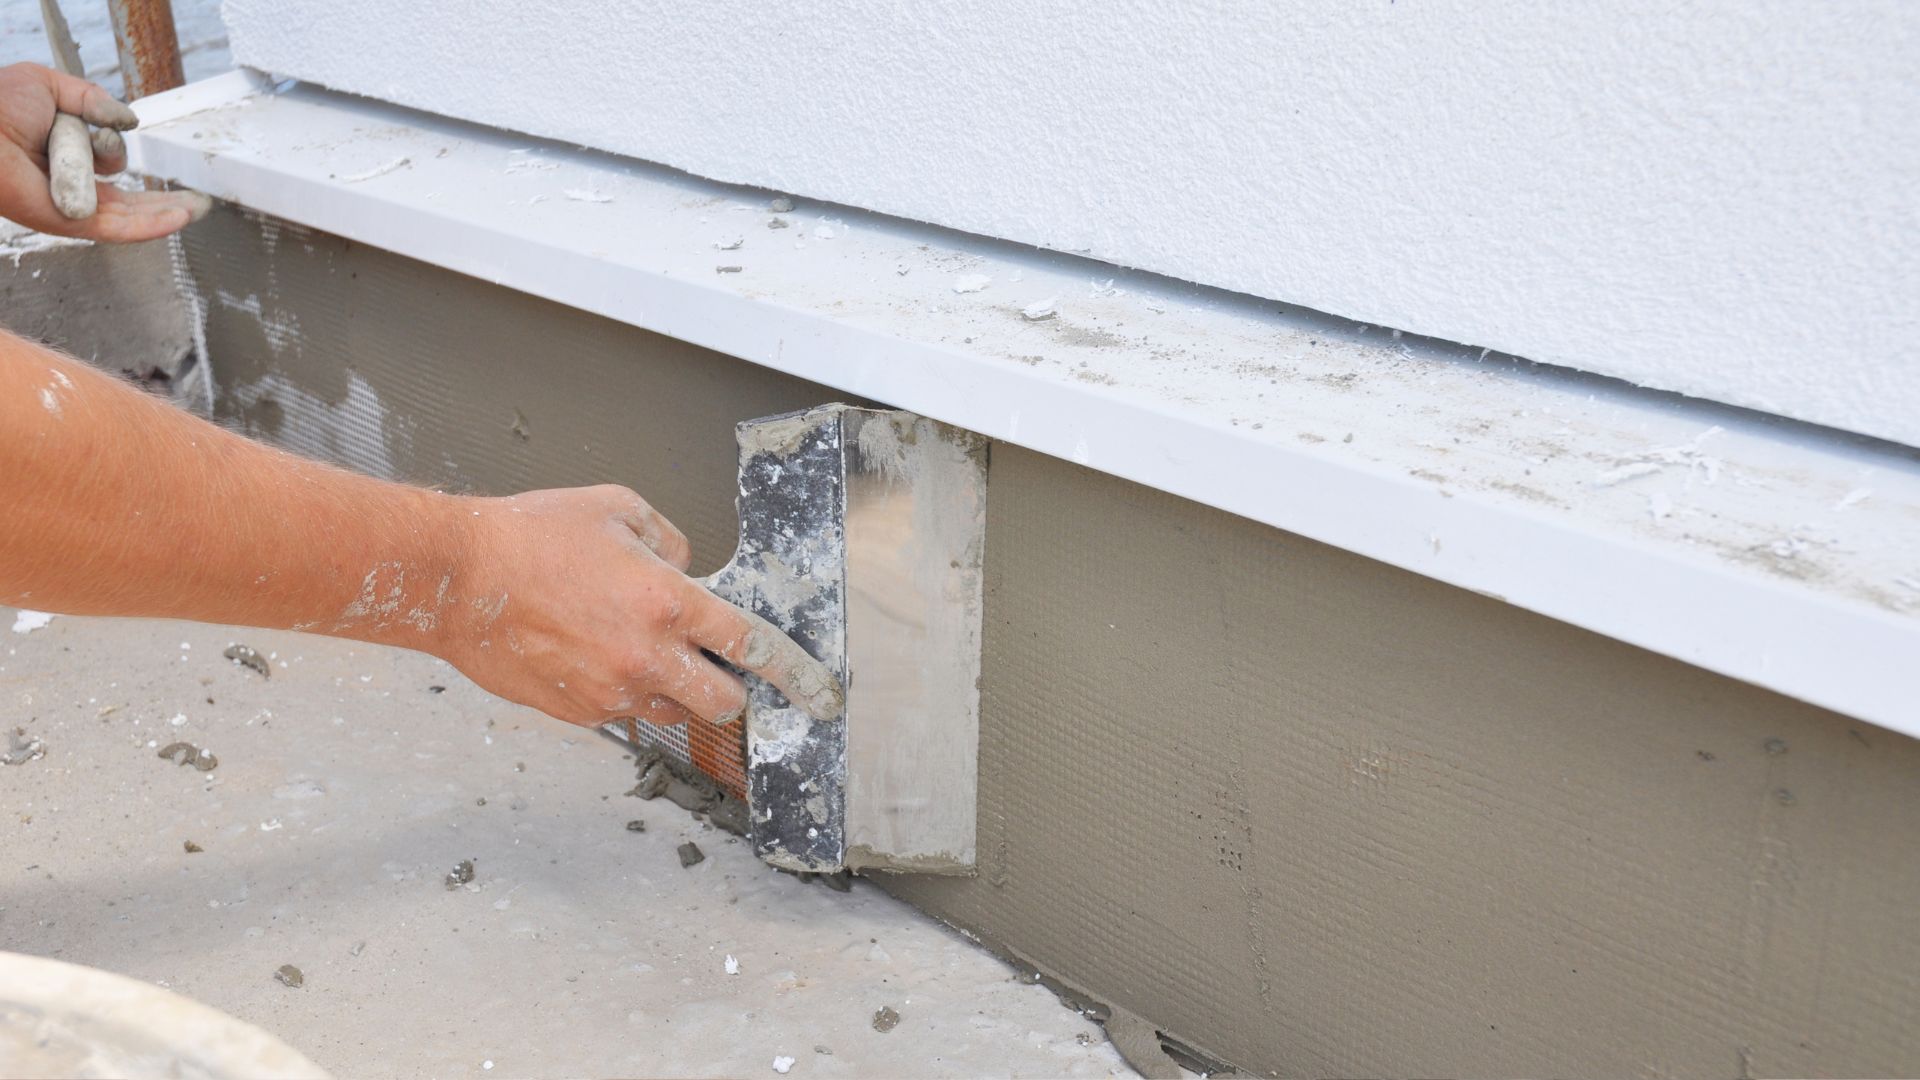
[0,329,476,653]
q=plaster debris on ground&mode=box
[0,608,1134,1078]
[224,643,271,677]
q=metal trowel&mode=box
[619,405,988,876]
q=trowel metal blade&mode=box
[704,404,987,875]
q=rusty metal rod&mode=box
[108,0,184,100]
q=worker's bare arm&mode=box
[0,330,842,728]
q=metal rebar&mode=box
[107,0,184,99]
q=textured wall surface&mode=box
[224,0,1920,448]
[182,208,1920,1077]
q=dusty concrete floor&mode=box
[0,607,1132,1078]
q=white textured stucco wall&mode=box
[226,1,1920,448]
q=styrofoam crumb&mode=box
[1834,487,1873,510]
[338,156,409,183]
[773,1056,795,1074]
[10,610,53,634]
[951,273,991,294]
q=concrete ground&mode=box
[0,607,1132,1078]
[0,11,1132,1077]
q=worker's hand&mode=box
[444,485,843,730]
[0,62,208,242]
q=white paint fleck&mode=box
[38,387,59,416]
[259,819,283,831]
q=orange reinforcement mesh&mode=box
[618,716,749,802]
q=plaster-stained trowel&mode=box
[38,0,114,219]
[621,405,988,875]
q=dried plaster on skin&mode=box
[36,368,76,418]
[333,561,409,632]
[324,564,465,639]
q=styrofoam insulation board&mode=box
[126,72,1920,736]
[220,0,1920,451]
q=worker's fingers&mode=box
[0,147,209,240]
[99,185,210,218]
[684,591,844,722]
[90,126,125,175]
[639,644,748,726]
[607,488,691,571]
[28,63,138,130]
[70,185,210,243]
[632,693,699,729]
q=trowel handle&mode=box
[47,112,96,219]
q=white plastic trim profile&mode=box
[127,71,1920,737]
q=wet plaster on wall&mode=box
[0,221,198,392]
[181,206,841,567]
[180,208,1920,1078]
